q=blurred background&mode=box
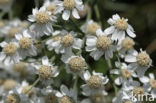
[1,0,156,102]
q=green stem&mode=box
[94,4,102,26]
[107,58,112,69]
[34,0,39,8]
[25,77,40,94]
[87,7,92,21]
[73,76,78,92]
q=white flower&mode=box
[15,30,37,59]
[0,20,7,37]
[86,29,115,60]
[81,20,100,35]
[125,49,152,77]
[56,85,78,103]
[81,70,109,96]
[46,30,82,54]
[0,0,13,12]
[110,62,137,86]
[28,7,56,38]
[56,0,84,20]
[62,55,87,78]
[35,56,59,85]
[105,14,136,42]
[139,73,156,98]
[0,41,21,65]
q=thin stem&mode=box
[87,7,92,21]
[34,0,39,8]
[25,77,40,94]
[73,76,78,92]
[107,58,112,69]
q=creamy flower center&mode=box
[149,79,156,88]
[19,37,32,49]
[122,69,132,78]
[53,36,60,42]
[136,52,150,67]
[88,75,103,89]
[61,34,74,47]
[45,93,58,103]
[8,27,20,37]
[115,18,128,30]
[59,96,74,103]
[122,37,134,50]
[20,22,28,28]
[22,85,33,96]
[90,94,103,103]
[38,65,53,79]
[47,4,56,14]
[132,87,144,97]
[6,93,20,103]
[36,11,50,24]
[63,0,75,10]
[96,36,111,51]
[0,0,9,4]
[3,79,16,90]
[4,43,18,55]
[69,57,86,73]
[0,21,5,27]
[124,101,133,103]
[86,22,100,35]
[13,62,26,72]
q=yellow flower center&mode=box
[59,96,74,103]
[136,52,150,67]
[45,93,58,103]
[122,37,134,50]
[86,22,100,35]
[4,43,18,55]
[96,36,111,51]
[36,11,50,24]
[87,75,103,89]
[8,27,20,37]
[6,93,20,103]
[149,79,156,88]
[69,57,86,73]
[38,65,53,79]
[63,0,75,10]
[19,37,32,49]
[46,4,56,14]
[122,69,132,78]
[115,18,128,30]
[13,62,26,72]
[3,79,16,90]
[61,34,74,47]
[132,87,144,97]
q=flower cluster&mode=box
[0,0,154,103]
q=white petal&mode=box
[72,9,80,19]
[115,77,122,85]
[73,38,82,49]
[61,85,69,95]
[149,73,155,79]
[86,36,97,46]
[107,18,115,25]
[126,28,136,38]
[42,56,49,65]
[90,50,104,61]
[112,14,120,20]
[83,70,91,81]
[139,76,149,83]
[62,10,70,21]
[125,55,136,62]
[0,52,6,61]
[104,26,115,35]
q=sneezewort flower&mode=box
[28,7,57,38]
[86,29,115,60]
[105,14,136,42]
[56,0,84,20]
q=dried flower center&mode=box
[36,11,50,24]
[122,69,132,78]
[4,43,18,55]
[115,18,128,30]
[3,79,16,90]
[61,34,74,47]
[96,36,111,51]
[86,22,100,35]
[45,93,58,103]
[124,101,133,103]
[38,65,53,79]
[136,52,150,67]
[149,79,156,88]
[88,75,103,89]
[0,21,5,27]
[69,57,86,73]
[132,87,144,97]
[13,62,26,72]
[63,0,75,10]
[21,85,33,96]
[47,4,56,14]
[8,27,20,37]
[122,37,134,50]
[6,93,20,103]
[90,94,103,103]
[0,0,9,4]
[59,96,74,103]
[19,37,32,49]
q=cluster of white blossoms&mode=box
[0,0,154,103]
